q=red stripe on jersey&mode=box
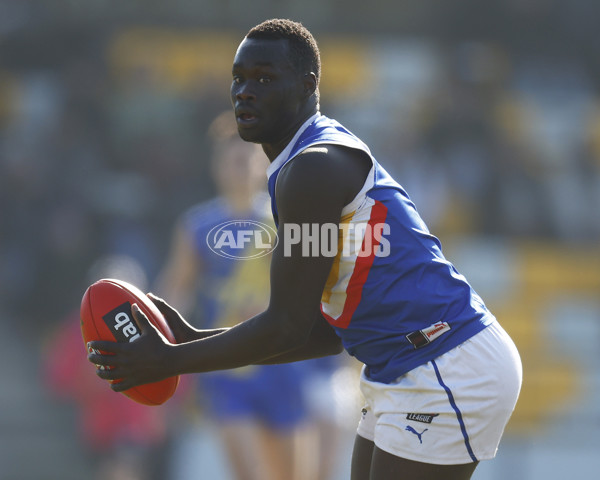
[321,199,388,329]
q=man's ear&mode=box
[303,72,317,97]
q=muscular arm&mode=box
[89,146,370,390]
[254,310,344,364]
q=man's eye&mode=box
[259,77,271,84]
[232,76,242,84]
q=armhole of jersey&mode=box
[341,162,374,217]
[272,159,292,213]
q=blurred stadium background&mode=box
[1,1,599,479]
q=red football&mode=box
[80,278,180,406]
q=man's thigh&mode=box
[351,434,478,480]
[370,444,478,480]
[351,434,374,480]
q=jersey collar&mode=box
[266,112,321,179]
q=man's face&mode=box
[231,37,306,147]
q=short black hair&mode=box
[246,19,321,83]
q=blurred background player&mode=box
[157,111,338,480]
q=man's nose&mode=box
[235,84,256,101]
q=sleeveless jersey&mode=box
[266,113,494,384]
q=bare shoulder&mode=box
[293,144,371,177]
[277,144,371,208]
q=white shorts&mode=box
[356,320,522,465]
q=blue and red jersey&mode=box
[267,113,493,384]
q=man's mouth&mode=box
[236,111,258,125]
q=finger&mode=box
[95,366,122,381]
[146,295,186,341]
[146,292,164,304]
[110,379,133,393]
[147,293,176,316]
[88,350,120,367]
[130,303,152,333]
[87,340,121,354]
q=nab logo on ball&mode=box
[206,220,278,260]
[103,302,141,343]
